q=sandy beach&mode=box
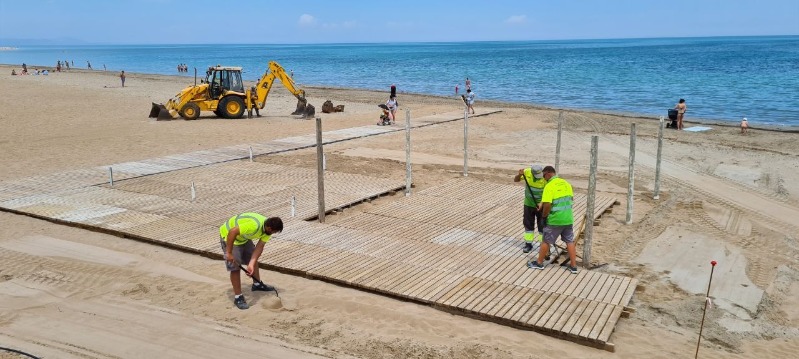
[1,66,798,358]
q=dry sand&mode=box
[1,66,798,358]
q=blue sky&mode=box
[1,0,797,44]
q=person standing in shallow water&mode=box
[675,99,687,130]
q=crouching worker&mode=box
[220,213,283,309]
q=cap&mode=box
[530,164,544,178]
[742,117,748,121]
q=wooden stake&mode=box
[315,117,326,223]
[584,136,598,267]
[463,109,469,177]
[555,111,563,173]
[626,123,636,224]
[405,109,412,196]
[654,116,664,200]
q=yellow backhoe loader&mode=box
[149,61,314,120]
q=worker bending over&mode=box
[513,164,547,253]
[220,213,283,309]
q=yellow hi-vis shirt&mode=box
[522,168,547,207]
[541,176,574,226]
[219,212,272,246]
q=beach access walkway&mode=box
[0,109,635,351]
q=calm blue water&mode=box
[2,36,798,126]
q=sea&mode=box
[2,36,798,126]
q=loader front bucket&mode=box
[149,103,176,121]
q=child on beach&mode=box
[741,117,749,135]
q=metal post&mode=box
[249,146,253,162]
[584,136,598,268]
[291,195,296,218]
[555,111,563,173]
[654,116,664,200]
[626,123,636,224]
[315,117,326,223]
[190,181,196,201]
[463,109,469,177]
[405,109,412,196]
[108,167,114,187]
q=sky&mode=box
[0,0,797,44]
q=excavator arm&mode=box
[251,61,314,118]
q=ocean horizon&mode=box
[2,36,798,126]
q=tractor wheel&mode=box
[220,96,245,119]
[180,102,201,120]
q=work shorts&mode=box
[543,224,574,245]
[220,239,255,272]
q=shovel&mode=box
[239,264,279,297]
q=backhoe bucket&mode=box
[149,103,176,121]
[292,99,315,118]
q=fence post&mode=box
[654,117,664,200]
[584,136,598,268]
[626,123,636,224]
[405,109,412,196]
[555,111,563,173]
[463,109,469,177]
[108,167,114,187]
[315,117,326,223]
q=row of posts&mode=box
[107,110,665,268]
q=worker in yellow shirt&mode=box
[527,166,578,274]
[220,213,283,309]
[513,164,547,253]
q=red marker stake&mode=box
[695,260,717,359]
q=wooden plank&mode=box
[578,302,610,338]
[597,306,625,342]
[588,303,617,340]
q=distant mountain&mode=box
[0,38,89,46]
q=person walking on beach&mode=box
[220,213,283,310]
[527,166,579,274]
[741,117,749,135]
[465,77,471,91]
[87,61,92,70]
[386,95,399,124]
[464,89,475,114]
[119,71,126,87]
[675,98,687,130]
[514,165,547,253]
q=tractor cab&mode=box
[206,66,244,98]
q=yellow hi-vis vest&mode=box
[541,176,574,226]
[523,168,546,207]
[219,212,272,246]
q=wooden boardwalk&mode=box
[266,179,633,350]
[0,109,635,350]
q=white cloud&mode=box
[505,15,527,25]
[298,14,317,27]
